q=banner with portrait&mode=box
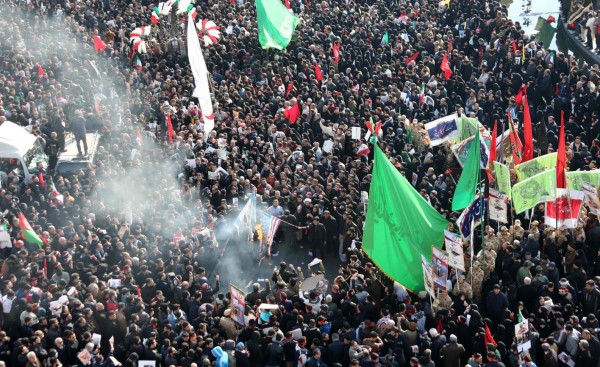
[515,319,531,352]
[432,247,449,290]
[421,255,435,299]
[444,230,465,271]
[230,284,246,326]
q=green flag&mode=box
[255,0,300,50]
[459,115,480,140]
[452,131,481,211]
[493,161,512,199]
[18,212,44,247]
[515,153,557,181]
[381,31,389,45]
[566,169,600,190]
[517,309,524,323]
[363,145,449,292]
[511,169,556,213]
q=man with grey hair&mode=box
[581,329,600,360]
[542,342,559,367]
[246,279,271,306]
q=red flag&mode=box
[404,51,420,65]
[441,53,452,79]
[546,189,584,228]
[136,129,144,145]
[365,120,373,133]
[515,86,525,106]
[39,172,45,189]
[374,121,382,135]
[167,113,174,142]
[284,103,300,124]
[522,94,534,162]
[93,35,107,53]
[314,63,323,84]
[37,65,44,82]
[43,258,48,278]
[489,120,498,164]
[332,43,340,63]
[484,323,497,348]
[137,285,142,299]
[508,112,523,164]
[557,111,567,188]
[285,0,290,9]
[285,83,294,97]
[512,38,517,52]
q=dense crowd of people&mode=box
[1,0,600,366]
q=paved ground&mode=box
[213,236,342,295]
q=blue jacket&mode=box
[212,346,229,367]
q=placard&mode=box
[230,284,247,326]
[421,255,435,299]
[515,319,531,352]
[432,247,448,290]
[444,230,464,271]
[92,333,102,346]
[583,182,600,215]
[489,188,508,223]
[78,349,91,365]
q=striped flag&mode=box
[261,212,282,247]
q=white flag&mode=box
[187,15,215,136]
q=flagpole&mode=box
[470,218,475,286]
[479,178,486,277]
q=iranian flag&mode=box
[47,177,64,205]
[150,7,160,24]
[545,188,584,229]
[18,213,44,247]
[356,143,370,156]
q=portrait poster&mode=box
[230,284,247,326]
[431,247,448,290]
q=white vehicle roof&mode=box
[0,121,37,158]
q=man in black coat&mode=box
[325,333,345,365]
[246,280,271,306]
[580,280,600,316]
[45,132,60,171]
[69,110,87,156]
[322,210,339,256]
[264,333,285,367]
[308,217,327,260]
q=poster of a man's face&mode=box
[432,248,449,290]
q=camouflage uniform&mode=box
[452,276,473,300]
[480,247,497,279]
[471,264,485,301]
[485,233,498,252]
[433,291,453,312]
[530,221,540,241]
[511,222,525,239]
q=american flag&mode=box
[262,212,282,247]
